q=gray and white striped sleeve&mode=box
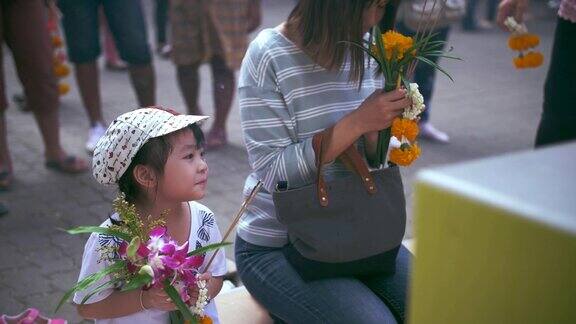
[239,86,317,192]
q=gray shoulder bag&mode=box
[272,127,406,281]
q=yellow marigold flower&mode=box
[508,33,540,51]
[514,51,544,69]
[54,64,70,77]
[525,34,540,48]
[391,118,419,142]
[200,316,213,324]
[58,82,70,95]
[525,51,543,68]
[52,35,63,48]
[372,31,414,61]
[389,143,421,166]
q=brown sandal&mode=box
[45,155,88,174]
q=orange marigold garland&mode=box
[388,83,425,166]
[391,117,419,142]
[389,143,421,166]
[48,4,72,96]
[504,17,543,69]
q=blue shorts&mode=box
[58,0,151,65]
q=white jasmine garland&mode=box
[190,279,209,317]
[504,16,528,34]
[403,83,425,120]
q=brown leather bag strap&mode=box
[312,128,377,207]
[341,146,378,194]
[312,128,331,207]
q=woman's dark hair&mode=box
[118,124,205,203]
[286,0,399,83]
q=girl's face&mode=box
[362,0,387,33]
[157,130,208,202]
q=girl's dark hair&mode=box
[118,124,205,203]
[286,0,399,83]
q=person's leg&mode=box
[486,0,499,22]
[103,0,155,107]
[535,18,576,147]
[207,55,235,148]
[0,3,12,186]
[100,8,126,71]
[176,64,202,115]
[5,0,87,171]
[359,245,412,323]
[235,237,398,323]
[462,0,479,30]
[155,0,169,47]
[58,0,104,127]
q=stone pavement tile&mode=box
[2,228,55,255]
[0,289,26,318]
[49,232,86,259]
[31,254,75,277]
[2,268,53,298]
[48,270,79,296]
[0,245,30,271]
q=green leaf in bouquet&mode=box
[56,261,126,312]
[164,280,197,323]
[187,242,231,257]
[80,276,124,305]
[120,272,153,292]
[415,56,455,82]
[65,226,132,242]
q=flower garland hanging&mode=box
[504,17,544,69]
[47,4,72,96]
[388,83,425,166]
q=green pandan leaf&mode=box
[65,226,132,242]
[164,280,197,323]
[187,242,231,257]
[80,277,123,305]
[56,261,126,312]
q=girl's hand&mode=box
[142,285,177,311]
[353,88,411,134]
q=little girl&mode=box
[73,107,227,323]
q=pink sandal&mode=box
[0,308,67,324]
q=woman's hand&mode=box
[142,285,177,311]
[352,88,410,134]
[497,0,529,29]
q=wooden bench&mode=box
[215,239,415,324]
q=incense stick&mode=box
[203,180,264,271]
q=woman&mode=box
[235,1,411,322]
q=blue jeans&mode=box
[235,236,411,323]
[58,0,151,64]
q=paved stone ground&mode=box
[0,0,557,322]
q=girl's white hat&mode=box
[92,107,209,185]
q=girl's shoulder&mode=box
[188,201,219,245]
